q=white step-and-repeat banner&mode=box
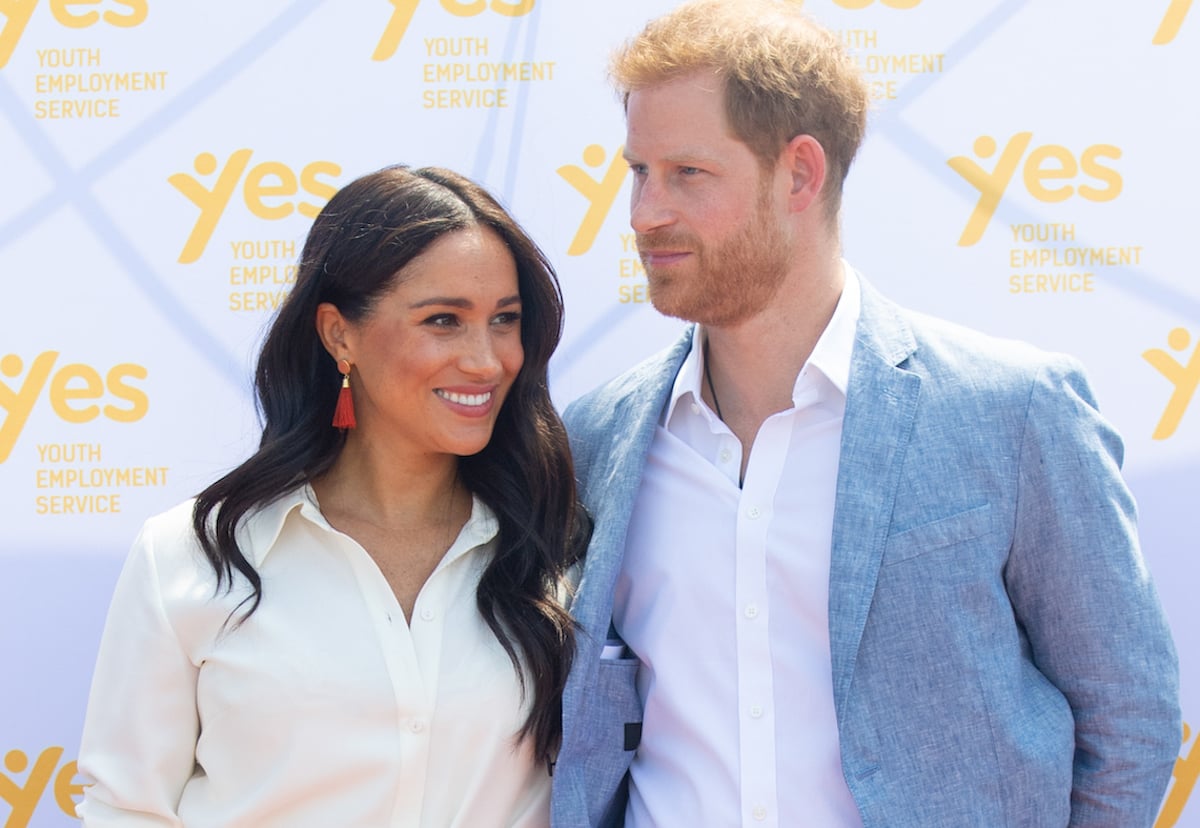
[1,1,1196,825]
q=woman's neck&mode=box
[312,435,467,533]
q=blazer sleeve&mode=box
[1005,357,1180,827]
[76,520,200,827]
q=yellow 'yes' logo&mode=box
[947,133,1122,247]
[557,145,628,257]
[0,0,147,69]
[1154,0,1192,44]
[0,352,148,464]
[168,151,340,264]
[373,0,535,61]
[0,747,82,828]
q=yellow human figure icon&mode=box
[168,150,255,264]
[1143,327,1200,440]
[947,134,1035,247]
[557,145,629,256]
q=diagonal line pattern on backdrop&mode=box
[0,0,328,393]
[496,3,543,203]
[467,0,542,193]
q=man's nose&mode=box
[630,176,675,234]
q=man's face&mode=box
[624,70,791,327]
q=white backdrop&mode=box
[1,1,1197,825]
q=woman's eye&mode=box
[493,311,522,327]
[425,314,458,328]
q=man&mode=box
[551,1,1181,826]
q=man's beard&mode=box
[638,186,790,327]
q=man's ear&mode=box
[782,134,827,214]
[315,302,353,362]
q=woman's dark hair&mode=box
[192,164,589,761]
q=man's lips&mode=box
[639,250,691,267]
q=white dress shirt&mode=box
[77,486,550,827]
[614,268,865,827]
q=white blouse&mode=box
[76,486,550,827]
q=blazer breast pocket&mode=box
[596,658,643,750]
[882,503,998,566]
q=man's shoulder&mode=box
[855,278,1094,414]
[885,298,1083,383]
[857,273,1066,360]
[563,333,689,434]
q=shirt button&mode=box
[719,448,732,463]
[691,402,702,414]
[753,806,767,821]
[744,603,759,619]
[747,506,761,519]
[749,704,764,719]
[409,718,426,734]
[420,607,435,622]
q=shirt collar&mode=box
[663,260,862,427]
[812,261,861,397]
[662,327,712,428]
[235,484,499,568]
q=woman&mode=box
[76,165,589,827]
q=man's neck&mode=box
[700,255,845,455]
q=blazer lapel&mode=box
[829,279,922,717]
[571,331,693,642]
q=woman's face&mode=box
[342,225,524,461]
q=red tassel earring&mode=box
[332,358,356,429]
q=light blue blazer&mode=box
[552,277,1180,828]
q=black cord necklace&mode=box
[703,340,724,422]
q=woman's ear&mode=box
[315,302,352,362]
[782,133,827,214]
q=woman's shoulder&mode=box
[139,487,309,555]
[136,497,202,551]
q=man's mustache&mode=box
[636,232,698,253]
